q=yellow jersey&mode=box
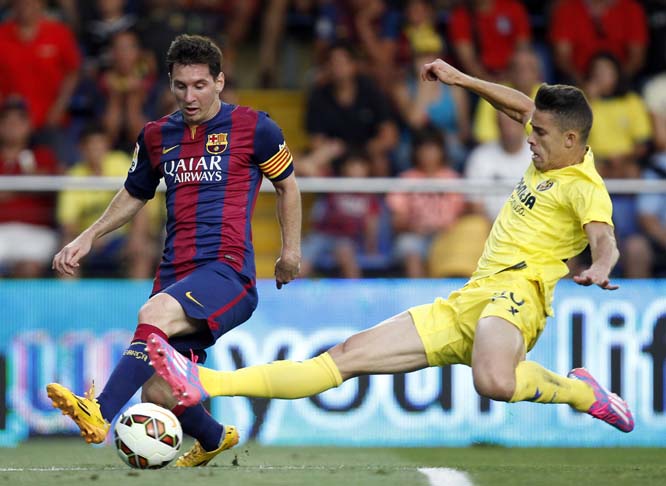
[57,152,132,232]
[471,147,613,314]
[587,92,652,159]
[57,151,166,236]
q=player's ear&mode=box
[564,130,577,149]
[216,72,225,94]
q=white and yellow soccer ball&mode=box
[114,403,183,469]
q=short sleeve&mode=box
[637,168,663,217]
[473,98,500,143]
[625,1,648,45]
[305,87,327,136]
[448,7,472,43]
[56,24,81,72]
[549,1,573,43]
[56,184,80,226]
[571,181,614,229]
[626,93,652,143]
[380,9,402,39]
[511,1,531,40]
[254,112,294,181]
[124,129,161,200]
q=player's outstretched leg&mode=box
[175,425,239,467]
[568,368,634,432]
[46,383,110,443]
[147,331,344,403]
[146,333,209,407]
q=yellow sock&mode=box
[510,361,595,411]
[198,352,343,399]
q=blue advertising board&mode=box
[1,279,664,447]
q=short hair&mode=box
[166,34,222,78]
[585,51,628,97]
[0,96,28,117]
[79,122,107,142]
[325,40,357,63]
[534,83,593,143]
[412,125,446,151]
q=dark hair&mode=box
[79,122,107,141]
[412,125,446,151]
[0,96,28,116]
[325,40,357,63]
[585,51,629,97]
[166,34,222,77]
[535,83,593,143]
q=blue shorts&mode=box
[158,261,258,363]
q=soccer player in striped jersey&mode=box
[148,58,634,435]
[47,34,302,466]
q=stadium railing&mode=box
[1,176,666,194]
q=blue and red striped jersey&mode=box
[124,103,294,292]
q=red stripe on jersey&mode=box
[207,280,255,331]
[219,108,257,271]
[173,126,204,280]
[144,118,166,291]
[144,116,170,169]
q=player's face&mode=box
[527,110,572,172]
[170,63,224,126]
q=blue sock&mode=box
[173,404,224,451]
[97,323,165,421]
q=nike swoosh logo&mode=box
[185,291,204,307]
[75,397,91,416]
[162,145,180,154]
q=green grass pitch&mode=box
[0,438,663,486]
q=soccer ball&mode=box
[114,403,183,469]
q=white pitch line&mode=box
[0,467,123,472]
[418,467,474,486]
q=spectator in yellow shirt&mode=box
[56,124,160,278]
[582,52,653,278]
[584,52,652,179]
[473,45,543,144]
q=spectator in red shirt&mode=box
[549,0,648,84]
[0,0,81,132]
[448,0,531,80]
[0,98,60,277]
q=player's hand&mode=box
[274,252,301,289]
[52,232,94,277]
[420,59,465,86]
[573,268,619,290]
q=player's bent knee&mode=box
[137,294,182,330]
[473,370,515,402]
[328,341,366,380]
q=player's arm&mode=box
[52,188,147,276]
[272,172,302,289]
[573,221,620,290]
[421,59,535,126]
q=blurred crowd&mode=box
[1,0,665,280]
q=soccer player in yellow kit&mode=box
[147,58,634,433]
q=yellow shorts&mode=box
[409,271,546,367]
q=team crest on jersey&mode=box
[206,133,228,154]
[536,179,554,192]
